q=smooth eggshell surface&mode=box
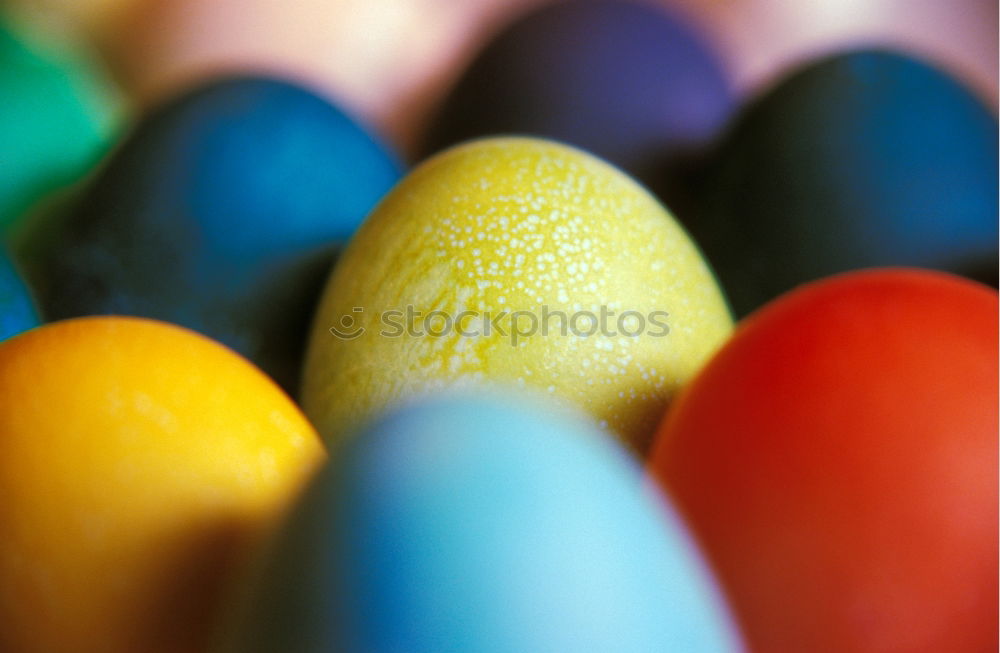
[19,76,401,392]
[650,269,998,652]
[0,317,325,653]
[689,50,998,316]
[222,392,742,652]
[302,137,732,452]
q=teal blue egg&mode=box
[689,50,998,316]
[222,392,741,653]
[0,248,37,340]
[20,76,402,391]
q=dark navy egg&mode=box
[0,248,37,340]
[20,76,402,390]
[420,0,733,194]
[689,50,998,317]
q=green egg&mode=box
[0,10,121,233]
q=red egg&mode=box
[649,269,998,652]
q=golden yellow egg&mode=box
[0,317,325,653]
[302,137,731,452]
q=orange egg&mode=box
[0,317,325,653]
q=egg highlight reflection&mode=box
[0,317,325,653]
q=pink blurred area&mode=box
[10,0,998,155]
[676,0,998,101]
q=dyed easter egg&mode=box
[222,392,741,653]
[0,248,37,340]
[0,11,120,232]
[302,137,732,452]
[0,317,325,653]
[650,269,998,652]
[20,76,402,391]
[689,50,998,316]
[422,0,734,194]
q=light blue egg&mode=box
[222,392,742,652]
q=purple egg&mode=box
[421,0,734,198]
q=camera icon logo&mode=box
[329,307,365,340]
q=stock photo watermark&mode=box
[330,305,670,346]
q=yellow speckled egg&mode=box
[302,137,732,452]
[0,317,325,653]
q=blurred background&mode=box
[3,0,995,350]
[2,0,996,154]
